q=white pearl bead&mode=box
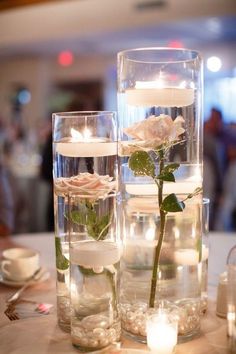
[79,337,89,347]
[131,325,139,334]
[81,314,109,330]
[71,328,84,338]
[140,327,147,336]
[108,328,116,337]
[126,311,135,322]
[99,338,109,347]
[93,328,106,339]
[124,324,131,331]
[136,320,142,328]
[88,339,99,348]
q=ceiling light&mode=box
[58,51,74,67]
[168,40,184,49]
[206,56,222,72]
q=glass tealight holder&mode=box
[227,245,236,353]
[146,309,178,354]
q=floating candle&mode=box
[174,248,199,266]
[125,180,201,196]
[126,87,194,107]
[55,140,117,157]
[70,241,120,268]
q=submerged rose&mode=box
[54,172,116,199]
[119,114,185,155]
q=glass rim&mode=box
[52,111,116,118]
[203,197,210,205]
[117,47,202,64]
[184,197,210,206]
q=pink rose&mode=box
[119,114,185,156]
[54,172,116,199]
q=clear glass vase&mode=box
[227,244,236,353]
[52,111,121,351]
[201,198,210,314]
[117,48,203,342]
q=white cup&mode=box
[1,248,40,281]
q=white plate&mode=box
[0,268,50,288]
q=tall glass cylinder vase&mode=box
[117,48,203,342]
[52,111,121,351]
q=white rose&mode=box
[119,114,185,156]
[54,172,116,200]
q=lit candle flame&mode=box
[145,227,155,241]
[71,128,92,141]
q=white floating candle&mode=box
[147,311,178,354]
[174,248,199,266]
[56,140,117,157]
[70,241,120,267]
[126,87,194,107]
[125,180,201,196]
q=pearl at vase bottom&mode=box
[121,299,201,339]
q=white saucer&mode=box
[0,268,50,288]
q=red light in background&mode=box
[168,40,184,49]
[58,51,74,67]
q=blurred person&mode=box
[227,122,236,163]
[203,123,224,230]
[205,108,236,171]
[40,129,54,231]
[0,163,14,237]
[205,108,236,230]
[215,161,236,231]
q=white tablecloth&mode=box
[0,231,235,354]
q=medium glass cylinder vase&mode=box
[117,48,203,342]
[52,111,121,351]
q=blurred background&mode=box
[0,0,235,235]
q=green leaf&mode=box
[55,237,69,270]
[163,163,180,173]
[66,199,111,241]
[87,213,110,240]
[87,207,97,225]
[156,163,179,182]
[161,193,185,212]
[157,172,175,182]
[70,209,87,225]
[97,214,110,240]
[128,151,155,177]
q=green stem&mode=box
[149,150,167,308]
[105,269,118,313]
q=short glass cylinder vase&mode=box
[117,48,203,343]
[52,111,121,351]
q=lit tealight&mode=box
[146,309,178,354]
